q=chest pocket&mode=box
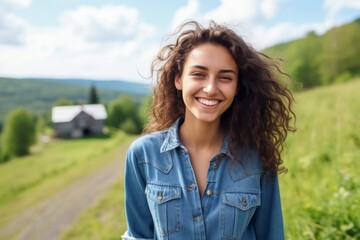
[145,184,182,237]
[221,192,260,240]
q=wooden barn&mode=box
[51,104,107,138]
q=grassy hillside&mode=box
[265,18,360,89]
[281,78,360,239]
[61,79,360,239]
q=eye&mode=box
[191,72,206,79]
[219,75,233,81]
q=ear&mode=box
[175,75,182,90]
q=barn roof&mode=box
[51,104,107,123]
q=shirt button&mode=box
[193,215,201,221]
[206,189,213,196]
[157,192,163,201]
[241,196,247,206]
[187,183,195,191]
[213,162,218,169]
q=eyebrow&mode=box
[190,65,237,75]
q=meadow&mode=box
[1,79,359,240]
[281,78,360,239]
[61,79,360,240]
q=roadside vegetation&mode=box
[0,131,133,228]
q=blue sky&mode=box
[0,0,359,82]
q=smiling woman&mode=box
[122,20,296,240]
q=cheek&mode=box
[225,84,237,98]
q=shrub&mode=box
[2,108,36,160]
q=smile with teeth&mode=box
[196,98,220,106]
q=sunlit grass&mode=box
[61,181,127,240]
[281,78,360,239]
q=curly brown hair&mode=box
[145,21,296,174]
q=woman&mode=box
[122,21,295,240]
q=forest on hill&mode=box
[0,77,149,127]
[265,17,360,89]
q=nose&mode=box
[203,79,218,96]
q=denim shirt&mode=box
[122,118,284,240]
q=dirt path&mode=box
[0,138,133,240]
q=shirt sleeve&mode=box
[252,173,285,240]
[122,145,154,240]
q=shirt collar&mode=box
[160,117,231,157]
[160,117,183,153]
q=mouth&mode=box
[196,97,221,107]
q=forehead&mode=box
[184,43,237,71]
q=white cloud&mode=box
[0,0,31,45]
[0,12,29,45]
[204,0,287,23]
[0,4,157,81]
[249,19,337,50]
[60,5,154,43]
[0,0,31,8]
[324,0,360,20]
[204,0,258,24]
[171,0,200,30]
[260,0,285,19]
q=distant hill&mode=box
[265,17,360,89]
[25,78,151,96]
[0,77,151,128]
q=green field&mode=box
[1,79,359,239]
[281,78,360,239]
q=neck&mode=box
[179,116,223,151]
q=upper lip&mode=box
[195,97,222,101]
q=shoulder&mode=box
[129,130,167,151]
[126,130,174,174]
[126,130,168,161]
[230,148,265,181]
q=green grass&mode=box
[61,78,360,240]
[0,132,134,227]
[281,78,360,239]
[61,181,127,240]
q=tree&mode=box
[2,108,36,160]
[88,85,99,104]
[107,95,142,133]
[138,95,152,129]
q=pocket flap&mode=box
[145,184,181,204]
[222,192,260,210]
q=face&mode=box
[175,43,238,125]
